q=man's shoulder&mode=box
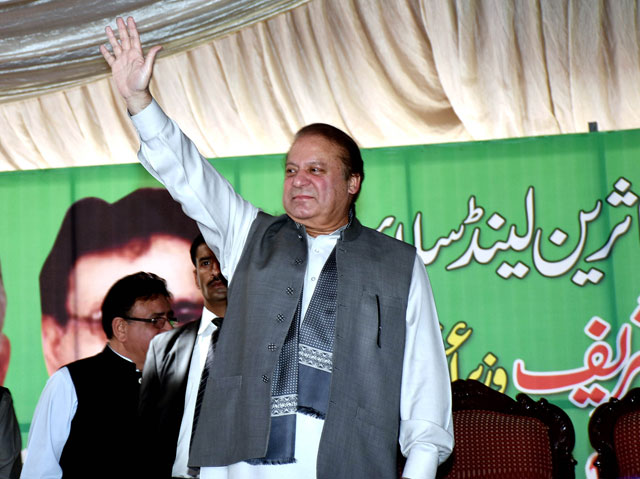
[64,348,108,370]
[358,222,416,253]
[150,319,199,353]
[253,211,288,230]
[62,350,109,387]
[40,366,75,401]
[65,347,135,382]
[163,318,200,342]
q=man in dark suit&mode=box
[139,234,228,478]
[0,387,21,478]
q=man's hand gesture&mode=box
[100,17,162,115]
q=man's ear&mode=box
[348,174,362,196]
[194,268,199,288]
[111,317,128,343]
[42,314,66,376]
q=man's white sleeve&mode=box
[21,368,77,479]
[399,254,454,479]
[131,100,258,281]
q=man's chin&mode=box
[207,287,227,298]
[284,207,314,223]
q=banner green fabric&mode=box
[1,129,638,477]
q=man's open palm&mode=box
[100,17,161,114]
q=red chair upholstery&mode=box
[436,379,576,479]
[589,388,640,479]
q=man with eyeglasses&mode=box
[139,234,228,478]
[22,272,174,479]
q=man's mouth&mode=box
[292,193,313,201]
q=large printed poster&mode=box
[1,128,638,477]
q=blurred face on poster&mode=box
[0,260,9,384]
[39,189,203,375]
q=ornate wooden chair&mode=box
[434,379,576,479]
[589,387,640,479]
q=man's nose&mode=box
[291,170,310,186]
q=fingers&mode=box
[117,17,131,50]
[105,24,122,57]
[127,17,142,51]
[144,45,163,73]
[102,17,145,59]
[101,15,162,78]
[99,44,114,66]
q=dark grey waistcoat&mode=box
[190,212,416,478]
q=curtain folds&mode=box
[0,0,310,102]
[1,0,639,171]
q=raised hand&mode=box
[100,17,162,115]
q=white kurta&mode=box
[21,367,76,479]
[132,100,453,479]
[21,347,136,479]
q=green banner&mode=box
[1,128,638,478]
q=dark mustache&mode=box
[208,274,228,288]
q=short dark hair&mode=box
[189,234,207,267]
[101,272,171,339]
[40,188,199,328]
[292,123,365,203]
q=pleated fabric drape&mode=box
[1,0,639,171]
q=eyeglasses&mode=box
[122,316,176,329]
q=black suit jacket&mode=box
[139,318,200,478]
[0,387,22,479]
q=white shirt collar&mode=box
[198,306,219,335]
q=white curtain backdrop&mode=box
[1,0,639,171]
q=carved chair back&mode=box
[435,379,576,479]
[589,387,640,479]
